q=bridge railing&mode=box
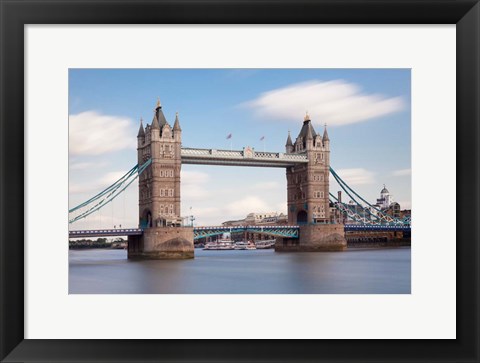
[181,147,308,163]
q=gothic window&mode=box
[170,170,174,177]
[320,191,324,198]
[160,205,164,214]
[160,170,164,177]
[160,189,164,197]
[169,205,173,214]
[169,189,173,197]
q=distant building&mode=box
[376,185,392,209]
[222,212,288,226]
[385,202,401,218]
[330,186,410,224]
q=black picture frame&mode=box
[1,1,479,362]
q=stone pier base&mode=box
[275,224,347,252]
[128,227,194,259]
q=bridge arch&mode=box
[140,209,152,228]
[297,210,308,224]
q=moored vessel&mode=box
[255,239,276,249]
[234,241,248,250]
[203,238,235,250]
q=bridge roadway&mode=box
[343,224,411,232]
[68,225,301,239]
[69,224,410,239]
[181,147,308,168]
[69,228,143,238]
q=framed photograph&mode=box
[1,0,478,362]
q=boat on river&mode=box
[255,239,276,249]
[203,239,235,250]
[234,241,248,250]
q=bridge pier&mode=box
[275,224,347,252]
[128,227,194,259]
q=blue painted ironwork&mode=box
[68,159,411,233]
[329,167,410,226]
[193,225,300,240]
[69,159,152,224]
[69,228,143,238]
[69,223,409,240]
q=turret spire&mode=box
[153,98,168,128]
[137,117,145,137]
[173,112,181,131]
[322,123,330,142]
[286,130,293,146]
[151,110,160,129]
[306,121,314,140]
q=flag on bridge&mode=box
[260,136,265,141]
[226,133,232,139]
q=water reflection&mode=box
[69,247,411,294]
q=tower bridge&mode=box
[181,147,308,168]
[69,99,410,259]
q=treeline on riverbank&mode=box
[69,238,126,249]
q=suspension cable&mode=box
[330,167,402,224]
[69,159,151,224]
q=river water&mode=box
[69,247,410,294]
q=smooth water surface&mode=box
[69,247,410,294]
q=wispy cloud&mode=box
[69,111,136,156]
[69,170,131,195]
[70,161,106,170]
[224,196,270,217]
[188,195,274,226]
[242,80,405,126]
[392,168,411,177]
[181,170,211,200]
[331,168,375,186]
[251,181,281,190]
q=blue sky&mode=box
[69,69,411,229]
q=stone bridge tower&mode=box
[137,99,182,228]
[286,113,330,225]
[277,113,346,252]
[128,99,194,259]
